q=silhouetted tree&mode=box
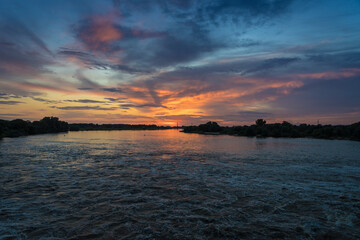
[256,119,266,127]
[0,117,68,138]
[351,122,360,140]
[282,121,292,127]
[199,121,222,132]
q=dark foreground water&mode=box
[1,130,360,239]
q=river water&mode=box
[1,130,359,239]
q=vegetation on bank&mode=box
[68,123,178,131]
[0,117,68,139]
[2,116,359,141]
[183,120,360,141]
[0,117,179,139]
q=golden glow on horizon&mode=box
[1,65,358,125]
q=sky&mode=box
[0,0,359,126]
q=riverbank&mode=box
[0,117,181,139]
[0,117,68,139]
[69,123,180,131]
[182,120,360,141]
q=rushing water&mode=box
[1,130,360,239]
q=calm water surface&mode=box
[1,130,360,239]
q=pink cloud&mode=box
[79,14,123,52]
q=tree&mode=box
[255,119,266,127]
[199,121,222,132]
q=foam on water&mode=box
[1,130,360,239]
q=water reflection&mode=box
[1,130,360,239]
[255,138,268,150]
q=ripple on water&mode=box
[0,130,360,239]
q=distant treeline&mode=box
[183,119,360,141]
[0,116,182,139]
[0,117,68,138]
[69,123,177,131]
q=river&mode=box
[1,130,359,239]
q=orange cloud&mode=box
[80,15,123,51]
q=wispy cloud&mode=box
[0,100,24,105]
[53,106,118,111]
[64,99,106,103]
[31,97,60,104]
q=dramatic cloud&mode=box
[75,13,123,52]
[0,0,359,125]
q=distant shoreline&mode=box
[0,117,181,139]
[1,117,359,141]
[68,123,180,131]
[182,130,359,142]
[182,120,360,142]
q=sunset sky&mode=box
[0,0,359,126]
